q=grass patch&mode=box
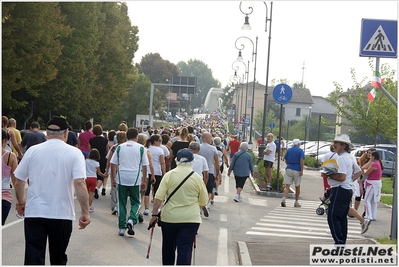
[375,237,397,245]
[381,177,394,194]
[380,195,393,206]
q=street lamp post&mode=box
[229,75,241,128]
[235,35,258,150]
[240,1,273,159]
[232,59,249,141]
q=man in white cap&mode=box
[281,139,304,207]
[321,134,362,244]
[14,116,90,264]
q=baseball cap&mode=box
[46,116,69,131]
[293,139,301,145]
[176,148,194,163]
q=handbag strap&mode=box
[231,151,245,170]
[164,171,194,206]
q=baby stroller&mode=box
[317,156,337,215]
[316,188,330,215]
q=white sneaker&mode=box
[361,219,371,234]
[89,206,95,213]
[143,209,150,215]
[233,194,240,202]
[238,195,243,202]
[118,229,125,236]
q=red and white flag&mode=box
[367,71,388,102]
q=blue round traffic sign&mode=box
[272,83,293,105]
[269,122,275,129]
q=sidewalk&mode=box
[237,160,394,265]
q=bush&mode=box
[248,150,258,164]
[257,159,284,191]
[304,156,321,168]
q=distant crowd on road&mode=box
[3,111,382,265]
[2,111,256,265]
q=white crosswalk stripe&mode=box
[246,200,366,240]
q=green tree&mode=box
[36,2,104,127]
[177,59,221,109]
[2,2,71,120]
[327,64,397,144]
[253,107,278,135]
[90,2,138,124]
[135,53,179,112]
[107,71,151,128]
[136,53,178,86]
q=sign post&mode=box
[360,19,397,240]
[272,84,293,191]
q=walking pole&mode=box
[192,234,197,265]
[146,224,155,265]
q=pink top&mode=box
[2,151,12,203]
[79,130,95,152]
[367,161,382,181]
[108,140,115,150]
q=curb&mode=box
[249,175,296,199]
[237,241,252,266]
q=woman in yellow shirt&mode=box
[149,148,208,265]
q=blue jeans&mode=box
[327,186,352,244]
[161,222,200,265]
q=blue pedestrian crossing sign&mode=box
[360,19,397,58]
[272,84,293,105]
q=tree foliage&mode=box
[135,53,178,86]
[2,2,71,114]
[105,71,150,129]
[2,2,139,129]
[177,59,221,109]
[326,63,397,144]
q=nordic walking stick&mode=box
[146,224,155,265]
[192,234,197,265]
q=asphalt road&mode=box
[2,159,394,265]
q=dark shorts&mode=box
[264,160,273,168]
[235,176,248,189]
[206,173,215,193]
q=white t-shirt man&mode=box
[14,139,86,220]
[263,140,276,162]
[192,153,209,178]
[110,140,149,186]
[328,152,360,190]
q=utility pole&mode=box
[301,61,306,88]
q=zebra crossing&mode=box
[246,200,366,240]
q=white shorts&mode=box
[351,181,361,197]
[283,169,302,187]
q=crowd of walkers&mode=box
[2,112,385,264]
[2,111,257,265]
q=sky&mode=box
[127,1,398,98]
